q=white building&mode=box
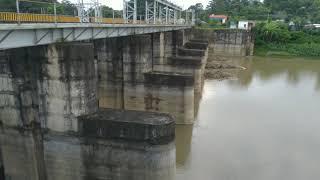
[238,21,255,30]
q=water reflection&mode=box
[175,125,193,167]
[176,56,320,180]
[232,57,320,90]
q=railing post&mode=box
[174,10,177,24]
[123,0,127,23]
[153,0,157,24]
[133,0,137,24]
[16,0,20,24]
[165,6,168,24]
[145,0,148,23]
[112,10,114,24]
[54,3,57,24]
[159,5,162,24]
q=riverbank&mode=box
[253,21,320,57]
[204,56,246,80]
[254,43,320,57]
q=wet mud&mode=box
[204,57,245,80]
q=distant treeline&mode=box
[0,0,121,17]
[187,0,320,25]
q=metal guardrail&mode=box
[0,12,151,24]
[0,12,80,23]
[0,12,171,24]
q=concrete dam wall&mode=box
[0,28,252,180]
[0,28,211,180]
[193,29,254,57]
[95,30,208,124]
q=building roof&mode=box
[209,14,228,19]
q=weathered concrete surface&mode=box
[78,108,175,145]
[143,72,195,124]
[0,147,4,180]
[154,39,209,117]
[95,35,153,110]
[0,51,21,127]
[0,125,176,180]
[192,29,253,80]
[193,29,254,56]
[0,124,47,180]
[0,43,98,132]
[42,43,98,132]
[95,30,208,124]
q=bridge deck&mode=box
[0,23,191,50]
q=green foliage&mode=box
[190,0,320,26]
[255,20,320,57]
[264,0,320,23]
[286,43,320,56]
[0,0,16,12]
[259,43,320,57]
[254,21,291,43]
[54,0,77,16]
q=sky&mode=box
[101,0,209,10]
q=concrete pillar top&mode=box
[78,109,175,145]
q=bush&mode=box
[255,21,320,57]
[254,21,291,43]
[287,43,320,56]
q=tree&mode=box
[188,3,205,20]
[206,0,230,14]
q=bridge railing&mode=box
[0,12,80,23]
[0,12,150,24]
[0,0,193,25]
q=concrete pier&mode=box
[193,29,254,56]
[78,108,175,145]
[95,30,208,124]
[0,28,211,179]
[0,109,176,180]
[0,43,98,132]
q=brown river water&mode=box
[1,56,320,180]
[176,56,320,180]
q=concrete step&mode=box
[144,71,194,87]
[78,108,175,145]
[177,47,205,57]
[184,42,208,50]
[168,56,202,67]
[189,39,209,44]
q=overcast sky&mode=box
[100,0,209,10]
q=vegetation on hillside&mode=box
[186,0,320,57]
[0,0,120,17]
[253,21,320,57]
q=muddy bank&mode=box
[205,58,245,80]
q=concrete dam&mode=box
[0,28,253,180]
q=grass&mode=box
[255,43,320,57]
